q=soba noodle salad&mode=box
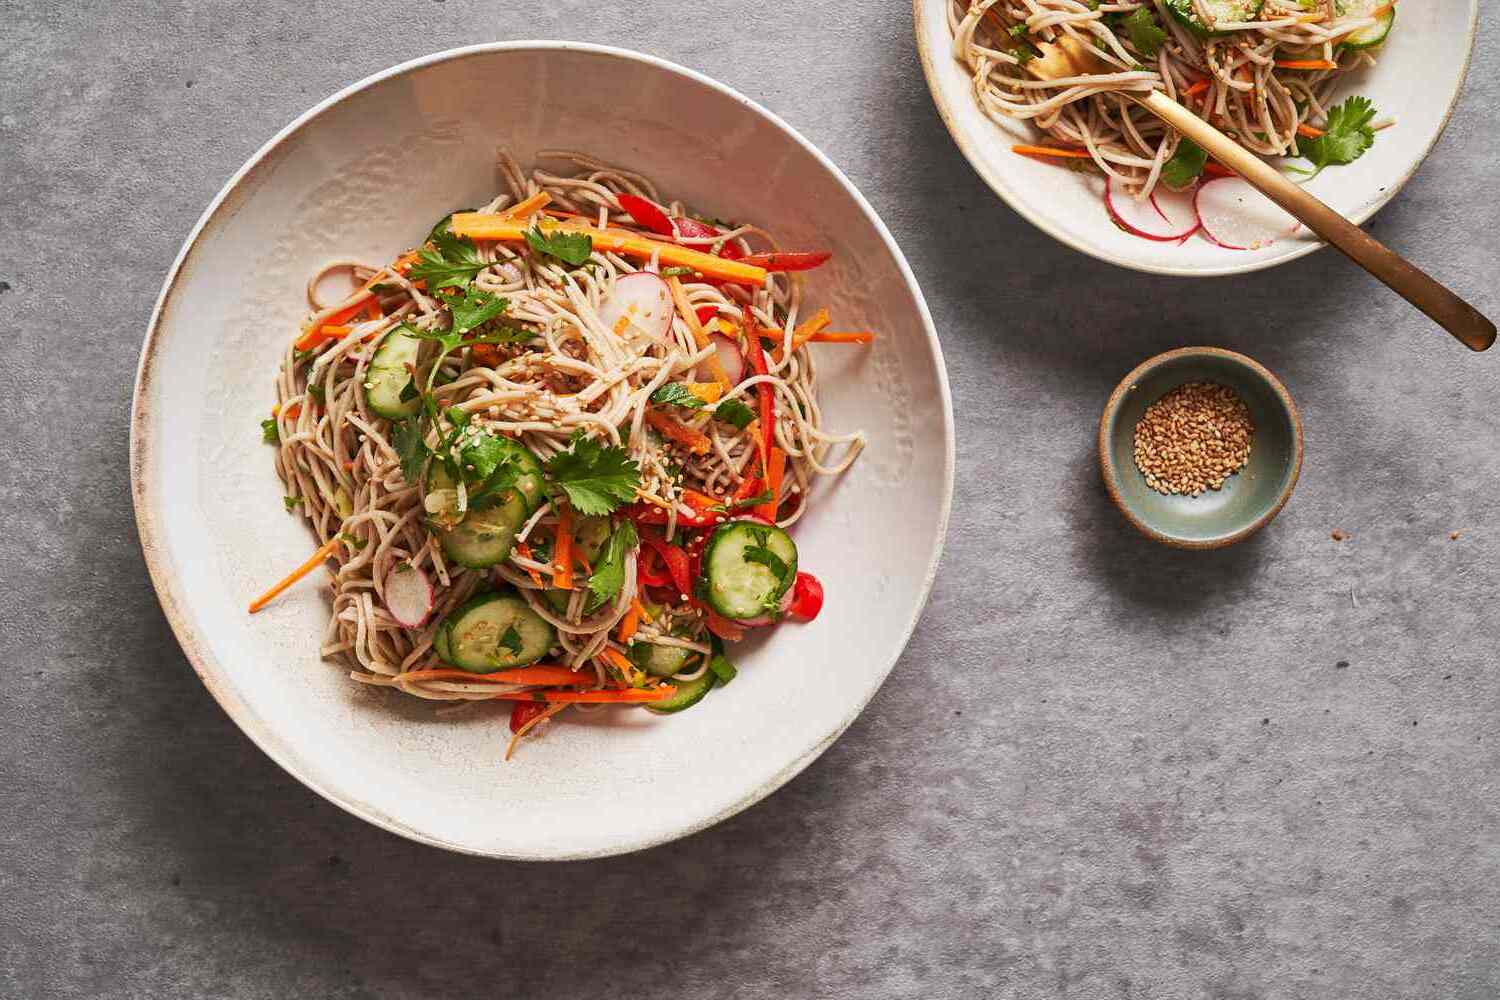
[251,151,872,757]
[949,0,1396,244]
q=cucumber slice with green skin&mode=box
[424,463,465,531]
[629,642,701,678]
[1337,0,1393,49]
[364,326,422,420]
[699,520,798,622]
[458,431,547,513]
[432,621,453,663]
[645,671,715,714]
[1165,0,1264,35]
[438,591,555,672]
[439,489,529,568]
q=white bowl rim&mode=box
[129,40,956,859]
[911,0,1480,278]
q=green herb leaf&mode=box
[650,383,708,410]
[524,226,594,267]
[1118,8,1167,57]
[437,286,509,334]
[283,495,303,512]
[408,232,494,291]
[743,545,789,583]
[1160,138,1209,190]
[1298,96,1378,173]
[306,383,326,402]
[339,531,368,552]
[713,397,756,430]
[391,418,430,483]
[460,434,524,508]
[659,266,696,278]
[585,521,639,612]
[498,624,524,655]
[261,418,280,445]
[709,490,774,514]
[544,433,642,516]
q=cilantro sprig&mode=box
[1297,96,1378,177]
[585,521,639,612]
[651,383,708,410]
[408,232,495,291]
[1160,138,1208,190]
[1117,7,1166,58]
[525,226,594,267]
[544,433,642,516]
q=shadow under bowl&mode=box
[1098,347,1303,550]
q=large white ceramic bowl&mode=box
[914,0,1478,276]
[131,42,953,860]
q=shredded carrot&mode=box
[552,508,575,590]
[450,215,768,287]
[772,307,831,362]
[495,190,552,221]
[684,382,724,404]
[757,447,785,523]
[513,541,545,587]
[489,686,677,704]
[1296,122,1325,139]
[667,276,732,389]
[808,331,876,344]
[396,665,590,687]
[1012,144,1093,160]
[320,324,353,337]
[616,601,644,643]
[635,600,654,624]
[393,250,420,274]
[1275,59,1338,70]
[248,537,342,613]
[362,298,382,321]
[1182,79,1211,98]
[283,402,302,421]
[645,410,713,455]
[506,702,567,760]
[603,649,636,678]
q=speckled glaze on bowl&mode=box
[1099,348,1302,549]
[130,42,954,860]
[913,0,1479,277]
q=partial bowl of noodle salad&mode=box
[914,0,1477,275]
[131,43,952,859]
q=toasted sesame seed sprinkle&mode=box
[1132,381,1253,497]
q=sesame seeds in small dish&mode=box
[1098,348,1302,549]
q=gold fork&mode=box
[1026,35,1494,353]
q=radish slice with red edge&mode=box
[1194,177,1300,251]
[702,333,745,384]
[598,271,674,340]
[384,563,433,628]
[1150,186,1201,242]
[673,217,722,239]
[1105,177,1198,241]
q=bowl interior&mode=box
[1103,352,1299,546]
[133,43,952,859]
[913,0,1477,276]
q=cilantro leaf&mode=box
[306,383,326,402]
[283,495,303,512]
[498,624,524,655]
[261,417,280,444]
[544,433,642,515]
[525,226,594,267]
[713,398,756,430]
[1118,8,1167,57]
[459,433,525,508]
[585,521,639,612]
[1298,96,1378,174]
[1160,138,1208,190]
[650,383,708,410]
[437,287,509,334]
[743,544,789,584]
[408,232,494,291]
[391,418,430,483]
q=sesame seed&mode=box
[1132,381,1253,497]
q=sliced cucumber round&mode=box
[436,591,555,672]
[364,325,422,420]
[424,463,465,531]
[629,641,701,678]
[458,431,547,513]
[432,620,453,663]
[699,520,798,622]
[1165,0,1264,35]
[1337,0,1393,49]
[439,489,528,568]
[645,671,715,715]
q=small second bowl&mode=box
[1099,347,1303,549]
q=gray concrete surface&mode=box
[3,2,1498,997]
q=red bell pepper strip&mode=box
[717,240,745,261]
[640,531,694,597]
[741,313,775,471]
[510,700,549,734]
[788,572,824,621]
[695,305,720,326]
[616,193,675,237]
[738,251,831,272]
[636,545,672,588]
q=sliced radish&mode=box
[701,333,745,384]
[383,563,433,628]
[1105,177,1197,241]
[598,271,673,340]
[1150,186,1201,241]
[1195,177,1300,251]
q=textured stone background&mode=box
[3,2,1498,998]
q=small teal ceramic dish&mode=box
[1099,347,1303,549]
